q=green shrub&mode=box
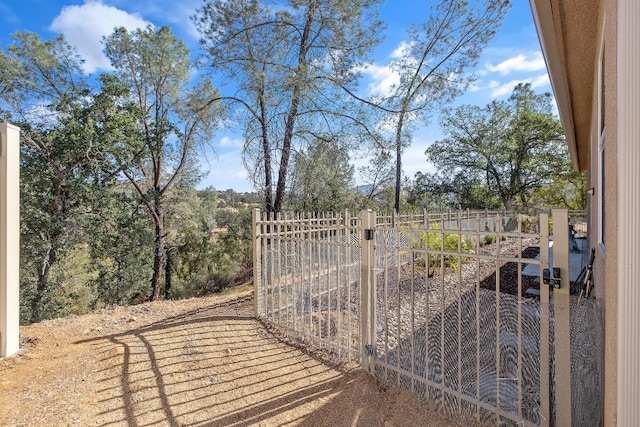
[520,215,537,233]
[414,223,473,271]
[483,235,496,245]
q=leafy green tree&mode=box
[357,148,395,206]
[0,32,89,119]
[166,188,255,297]
[408,170,501,210]
[214,207,254,286]
[103,25,220,301]
[0,32,140,321]
[86,183,154,307]
[529,167,587,210]
[365,0,511,212]
[426,83,566,210]
[162,186,220,298]
[194,0,384,213]
[288,138,356,212]
[21,79,141,320]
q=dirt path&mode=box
[0,287,459,427]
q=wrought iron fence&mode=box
[253,210,362,362]
[253,208,595,426]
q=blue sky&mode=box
[0,0,550,193]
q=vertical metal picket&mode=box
[539,212,550,427]
[252,208,262,318]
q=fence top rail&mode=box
[254,210,359,224]
[253,209,574,236]
[376,209,550,220]
[254,209,561,221]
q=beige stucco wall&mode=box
[613,0,640,423]
[587,1,617,424]
[603,1,617,424]
[531,0,621,423]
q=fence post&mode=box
[359,209,376,374]
[539,212,550,427]
[1,122,20,358]
[252,208,262,318]
[552,208,571,427]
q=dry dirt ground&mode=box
[0,286,459,427]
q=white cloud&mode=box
[485,53,546,76]
[488,80,518,98]
[49,1,151,74]
[219,136,244,148]
[390,41,413,59]
[468,82,481,93]
[112,0,201,40]
[358,40,422,97]
[25,103,61,127]
[530,73,551,88]
[359,63,399,97]
[199,149,252,192]
[402,142,431,178]
[489,73,551,98]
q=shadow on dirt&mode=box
[76,294,453,427]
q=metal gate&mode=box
[253,209,586,426]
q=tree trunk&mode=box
[259,83,274,214]
[164,247,173,300]
[31,187,65,323]
[31,245,56,323]
[150,203,165,301]
[274,80,302,214]
[504,196,512,211]
[395,140,402,213]
[273,5,314,213]
[394,111,406,213]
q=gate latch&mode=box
[364,229,374,240]
[365,344,375,356]
[543,267,561,288]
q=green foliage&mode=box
[87,184,154,306]
[170,204,254,299]
[194,0,384,213]
[2,30,248,322]
[43,245,98,318]
[408,170,502,211]
[483,235,497,246]
[414,224,473,271]
[103,25,221,301]
[374,0,511,212]
[426,83,567,211]
[530,169,587,210]
[519,216,536,233]
[288,139,357,212]
[2,32,145,322]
